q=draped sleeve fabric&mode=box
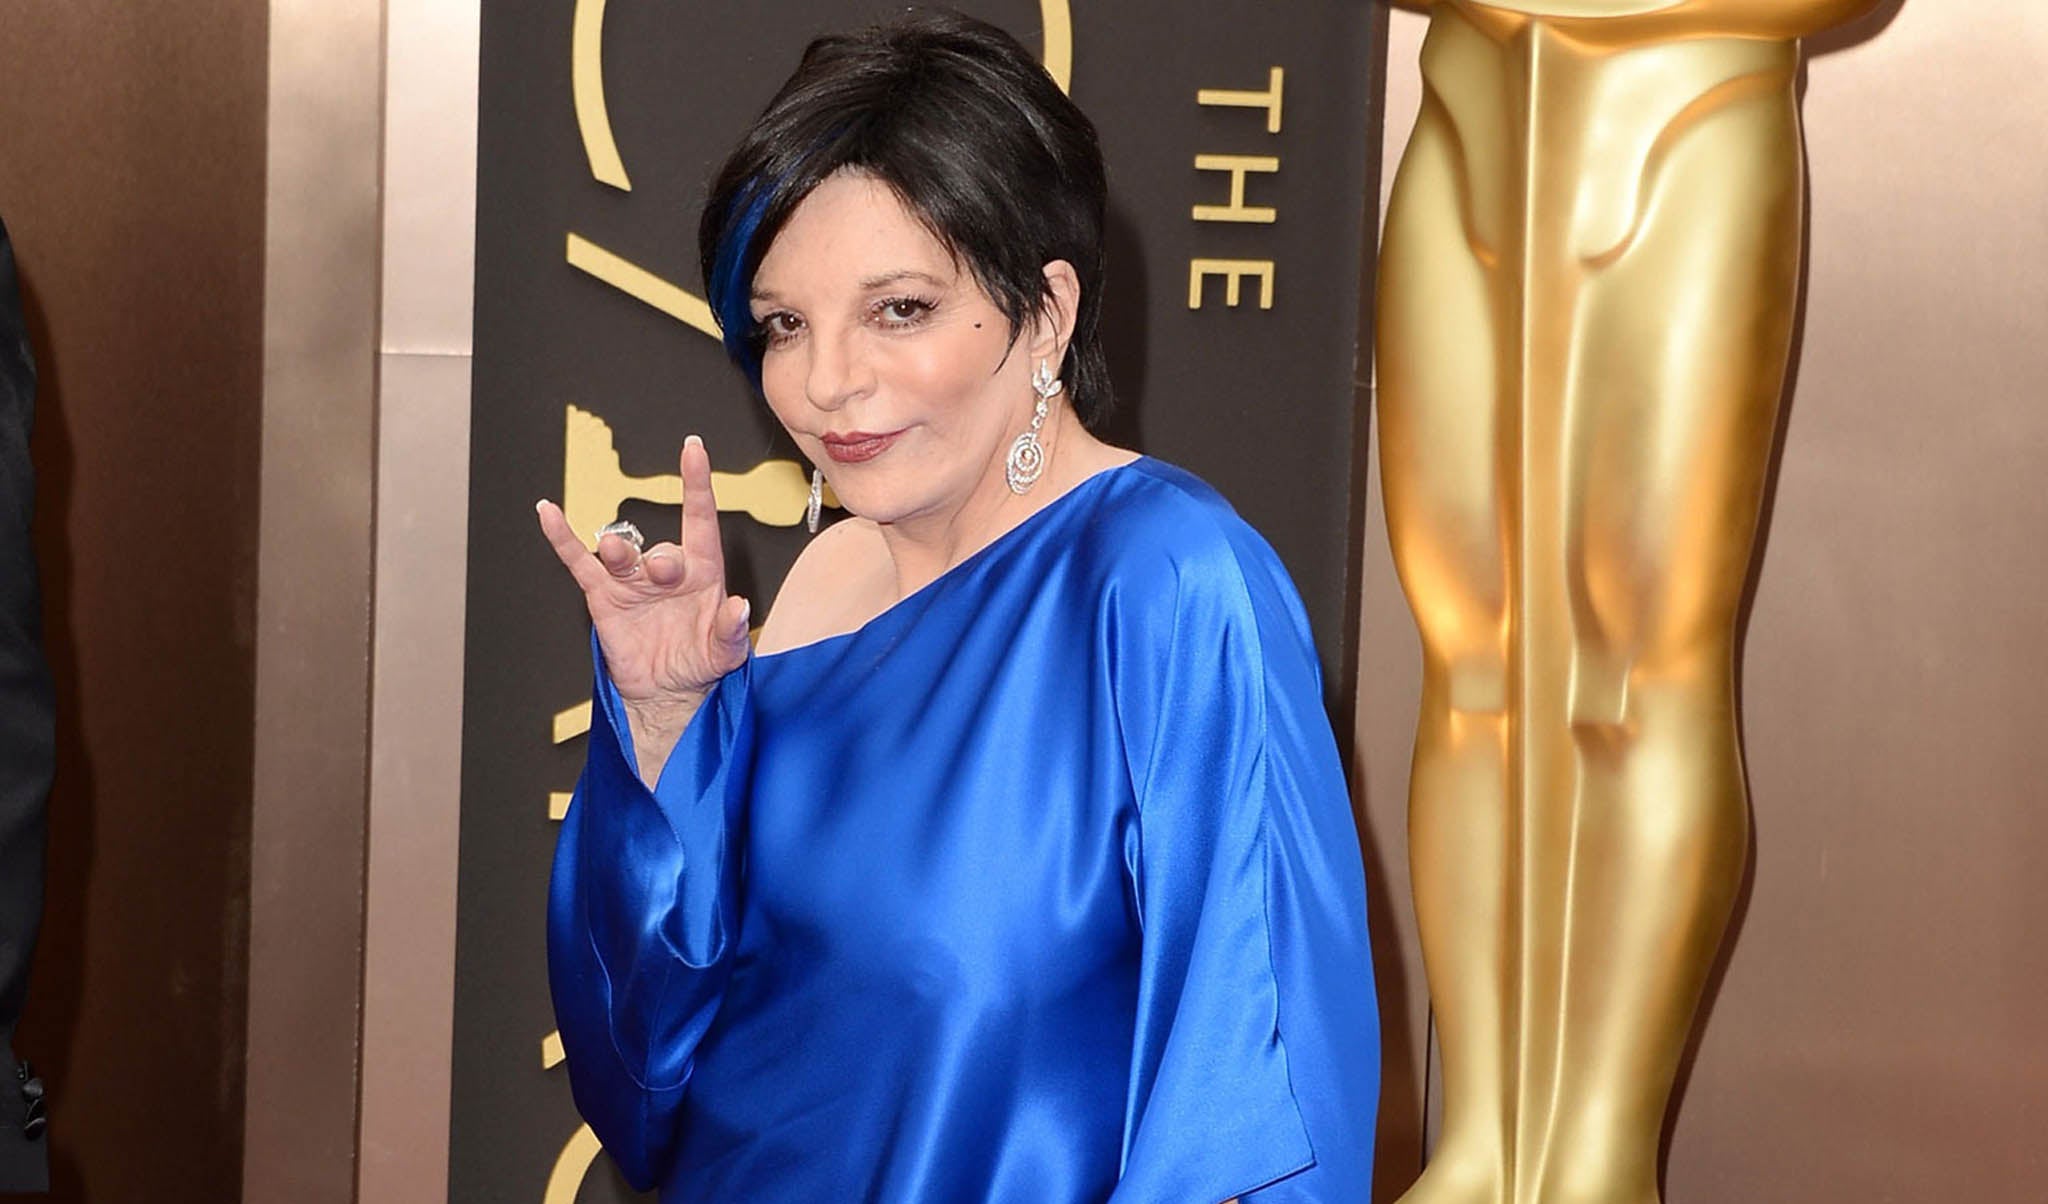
[1106,481,1381,1203]
[546,631,755,1191]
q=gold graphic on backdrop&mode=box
[563,404,835,548]
[551,702,591,745]
[1187,259,1275,309]
[572,0,631,190]
[1191,154,1280,223]
[1196,66,1283,132]
[1037,0,1073,93]
[543,1124,604,1204]
[1376,3,1880,1202]
[566,233,719,337]
[1189,69,1282,309]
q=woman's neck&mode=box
[874,404,1130,601]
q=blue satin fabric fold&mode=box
[549,458,1379,1202]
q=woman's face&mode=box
[748,171,1049,527]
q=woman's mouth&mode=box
[820,429,904,463]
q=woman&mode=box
[536,12,1378,1201]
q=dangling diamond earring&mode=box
[806,467,823,534]
[1007,359,1062,495]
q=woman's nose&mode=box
[804,328,873,411]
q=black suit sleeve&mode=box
[0,213,53,1190]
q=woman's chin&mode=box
[818,481,889,527]
[821,464,937,528]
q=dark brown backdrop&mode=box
[0,2,268,1199]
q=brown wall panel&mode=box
[240,0,384,1198]
[0,1,269,1199]
[354,7,483,1204]
[1363,2,2048,1200]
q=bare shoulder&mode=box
[754,516,893,655]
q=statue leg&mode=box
[1527,72,1803,1204]
[1379,80,1516,1204]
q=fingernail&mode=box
[737,597,752,627]
[685,434,704,449]
[535,498,551,512]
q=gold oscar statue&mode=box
[560,404,835,547]
[1376,2,1879,1200]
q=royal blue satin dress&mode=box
[549,457,1379,1202]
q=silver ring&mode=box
[595,519,645,553]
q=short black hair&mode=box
[698,8,1113,426]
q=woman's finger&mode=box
[594,531,643,579]
[639,541,687,589]
[723,594,752,648]
[535,499,613,594]
[678,436,727,590]
[717,594,753,669]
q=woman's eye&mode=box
[875,297,934,326]
[755,312,804,347]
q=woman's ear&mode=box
[1031,260,1082,366]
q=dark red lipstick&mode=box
[820,429,903,463]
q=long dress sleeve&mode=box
[1110,530,1380,1203]
[547,631,754,1191]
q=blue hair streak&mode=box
[707,175,777,393]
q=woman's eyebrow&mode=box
[858,269,949,291]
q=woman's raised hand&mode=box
[536,435,751,777]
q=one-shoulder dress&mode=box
[548,457,1380,1202]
